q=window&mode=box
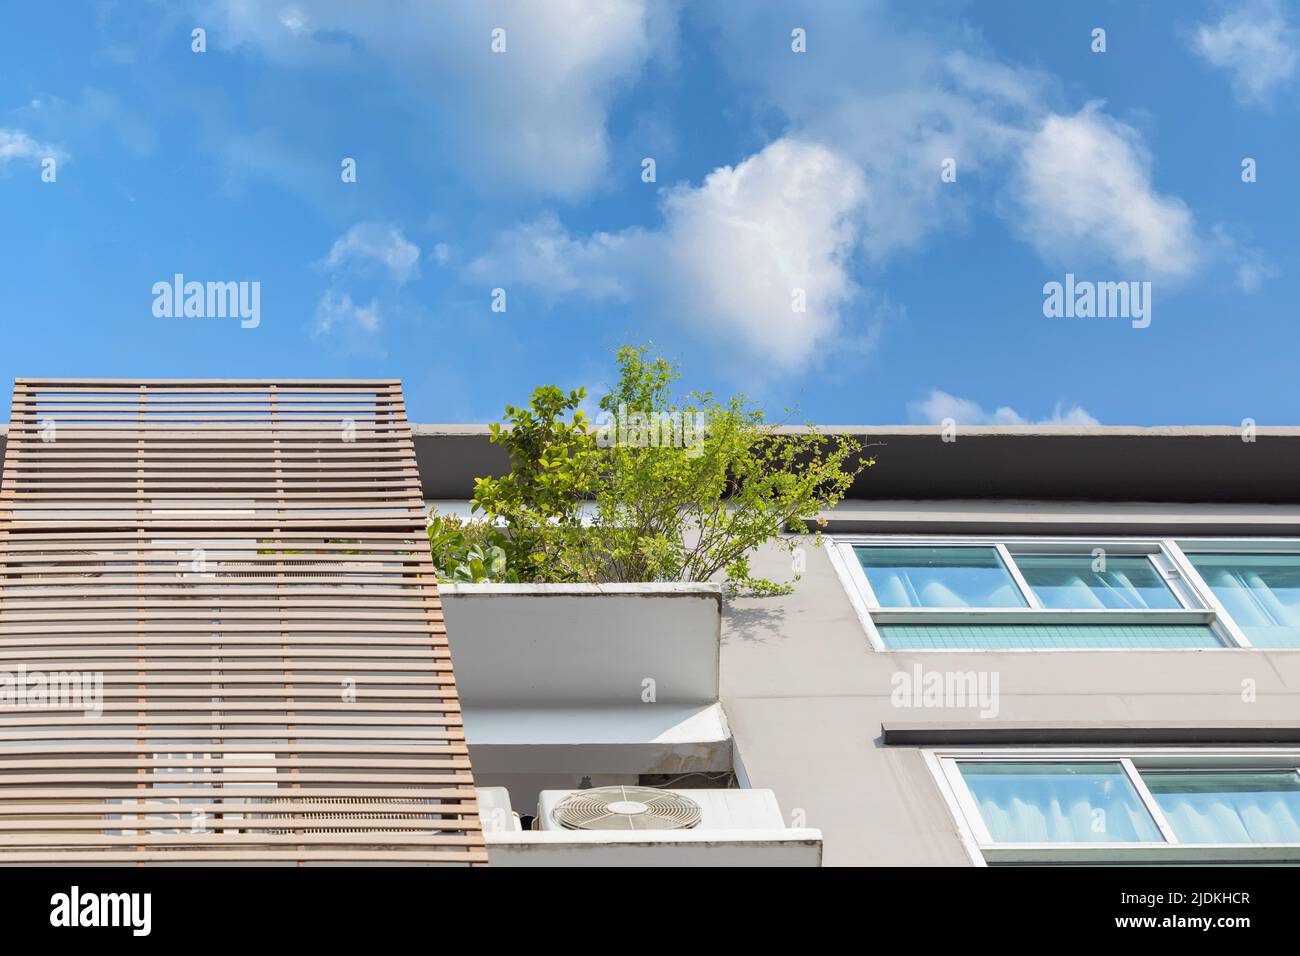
[854,546,1025,608]
[1184,553,1300,648]
[1015,554,1178,610]
[957,761,1163,843]
[934,751,1300,864]
[836,537,1231,650]
[1145,770,1300,844]
[834,536,1300,650]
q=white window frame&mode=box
[826,534,1300,651]
[928,747,1300,865]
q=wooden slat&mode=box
[0,849,490,863]
[0,379,484,866]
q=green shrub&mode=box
[426,511,516,583]
[470,345,871,594]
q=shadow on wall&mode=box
[724,599,788,645]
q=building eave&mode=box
[7,422,1300,503]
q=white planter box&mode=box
[440,583,730,795]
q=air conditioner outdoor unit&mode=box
[536,786,786,832]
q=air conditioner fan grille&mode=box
[551,786,702,831]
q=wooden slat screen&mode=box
[0,379,485,864]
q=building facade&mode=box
[422,423,1300,866]
[3,395,1300,866]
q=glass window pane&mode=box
[958,762,1164,843]
[1014,554,1179,610]
[1186,553,1300,647]
[854,546,1026,608]
[1144,770,1300,844]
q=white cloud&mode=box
[1234,256,1279,293]
[470,96,1211,371]
[1010,104,1199,280]
[322,222,420,284]
[698,5,1051,261]
[1231,248,1279,293]
[1210,223,1278,293]
[0,128,65,166]
[470,212,636,301]
[468,137,869,372]
[1191,0,1299,106]
[309,224,415,352]
[909,389,1099,426]
[278,6,308,35]
[210,0,1244,374]
[658,139,867,371]
[312,290,380,336]
[203,0,668,198]
[702,6,1215,288]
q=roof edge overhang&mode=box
[7,423,1300,504]
[404,424,1300,503]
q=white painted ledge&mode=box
[441,581,721,601]
[464,702,731,774]
[485,828,823,867]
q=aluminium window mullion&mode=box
[1122,757,1179,844]
[995,542,1042,609]
[1146,543,1199,610]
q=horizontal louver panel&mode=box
[0,379,485,865]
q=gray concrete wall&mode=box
[720,526,1300,867]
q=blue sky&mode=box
[1,0,1296,426]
